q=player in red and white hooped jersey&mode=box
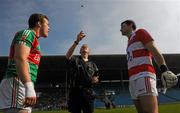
[127,28,156,80]
[120,20,169,113]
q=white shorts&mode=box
[0,77,32,113]
[129,76,158,100]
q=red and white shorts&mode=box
[0,77,32,113]
[129,76,158,100]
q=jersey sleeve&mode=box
[65,56,77,66]
[14,30,35,48]
[93,63,98,72]
[137,29,154,45]
[92,63,99,76]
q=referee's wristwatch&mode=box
[74,41,79,45]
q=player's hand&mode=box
[24,82,37,107]
[76,31,86,43]
[161,71,178,88]
[91,76,99,84]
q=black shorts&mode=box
[68,87,95,113]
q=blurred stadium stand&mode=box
[0,54,180,110]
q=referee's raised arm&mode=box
[66,31,86,60]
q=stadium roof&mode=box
[0,54,180,84]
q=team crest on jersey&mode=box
[21,35,27,41]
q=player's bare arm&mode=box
[145,41,178,88]
[66,31,86,60]
[14,44,31,83]
[14,44,36,106]
[145,41,166,67]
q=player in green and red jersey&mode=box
[6,29,41,82]
[0,13,50,113]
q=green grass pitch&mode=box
[30,103,180,113]
[0,103,179,113]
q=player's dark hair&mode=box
[28,13,49,28]
[121,20,136,30]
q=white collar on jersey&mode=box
[129,31,136,39]
[83,58,88,62]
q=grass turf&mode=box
[30,103,180,113]
[0,103,179,113]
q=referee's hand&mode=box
[91,76,99,84]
